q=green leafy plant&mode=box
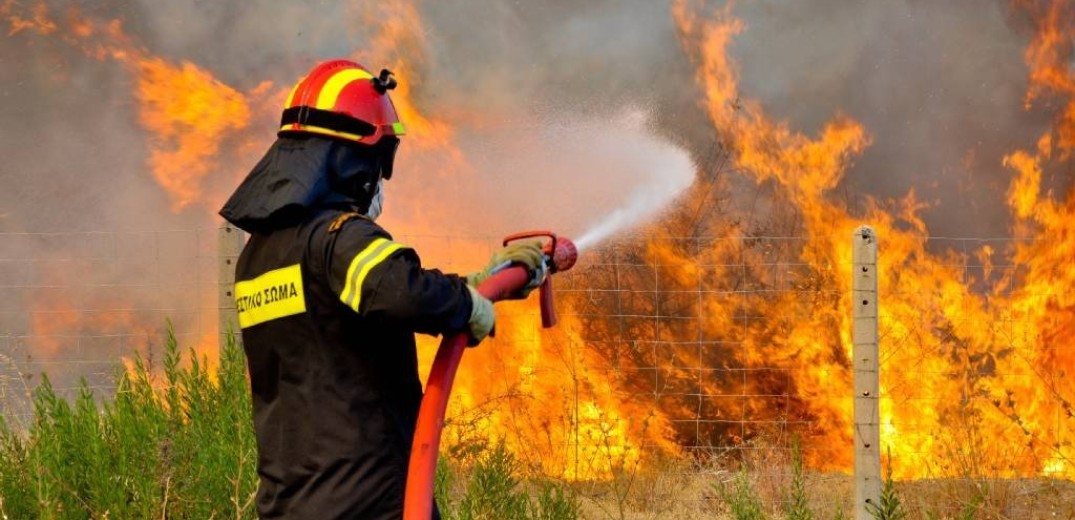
[0,325,580,519]
[528,480,580,520]
[717,470,767,520]
[832,503,849,520]
[784,438,814,520]
[455,443,529,519]
[866,466,908,520]
[955,488,983,520]
[0,327,258,519]
[448,443,579,520]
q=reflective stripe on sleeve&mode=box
[340,238,406,312]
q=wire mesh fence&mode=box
[0,229,220,426]
[1,226,1072,515]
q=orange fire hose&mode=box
[403,232,577,520]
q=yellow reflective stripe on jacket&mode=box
[340,238,406,312]
[316,68,374,109]
[235,264,307,329]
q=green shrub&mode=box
[718,470,767,520]
[784,439,813,520]
[0,326,579,519]
[0,327,258,519]
[446,443,580,520]
[832,504,849,520]
[866,469,908,520]
[528,480,580,520]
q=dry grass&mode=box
[557,455,1075,520]
[4,332,1073,520]
[572,464,850,520]
[900,478,1075,520]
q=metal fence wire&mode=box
[0,226,1071,516]
[0,229,219,425]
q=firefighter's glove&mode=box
[466,285,495,346]
[466,241,547,300]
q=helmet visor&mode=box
[379,136,400,180]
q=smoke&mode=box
[3,0,1074,476]
[0,33,176,233]
[722,0,1052,238]
[1,1,1062,239]
[369,0,1060,242]
[0,0,703,404]
[0,0,1066,391]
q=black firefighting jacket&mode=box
[234,210,471,519]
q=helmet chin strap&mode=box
[365,179,385,221]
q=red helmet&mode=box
[279,59,406,147]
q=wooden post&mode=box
[852,225,881,519]
[218,222,244,348]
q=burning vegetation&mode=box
[1,0,1073,488]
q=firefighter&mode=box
[219,59,544,519]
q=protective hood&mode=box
[219,136,381,233]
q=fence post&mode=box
[218,222,244,348]
[852,225,881,520]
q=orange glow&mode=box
[344,0,672,478]
[2,0,54,35]
[346,0,474,243]
[136,58,251,211]
[439,307,679,479]
[672,0,1075,478]
[3,7,265,211]
[26,281,155,372]
[351,0,455,150]
[7,0,1073,484]
[1018,0,1075,154]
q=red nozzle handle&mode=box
[502,230,577,275]
[502,230,574,328]
[502,230,557,248]
[503,230,557,269]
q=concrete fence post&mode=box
[218,222,245,348]
[852,225,881,520]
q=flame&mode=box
[442,306,678,479]
[1018,0,1075,155]
[4,5,257,381]
[7,0,1073,484]
[670,0,1075,478]
[136,58,252,211]
[4,6,265,211]
[346,0,475,243]
[343,2,673,478]
[999,0,1075,478]
[351,0,456,150]
[2,0,54,35]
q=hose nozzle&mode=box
[502,231,577,328]
[548,236,577,274]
